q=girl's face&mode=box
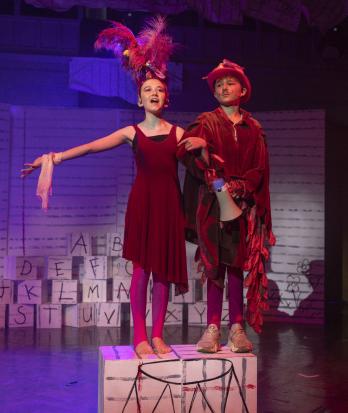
[214,76,246,106]
[138,79,168,114]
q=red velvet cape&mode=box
[177,107,275,333]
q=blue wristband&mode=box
[212,178,225,191]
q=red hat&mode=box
[204,59,252,103]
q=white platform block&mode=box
[8,304,35,328]
[112,277,131,303]
[0,279,14,304]
[98,344,257,413]
[174,345,257,413]
[68,233,92,256]
[83,256,109,280]
[51,280,79,304]
[46,256,73,280]
[64,303,95,327]
[82,279,108,303]
[4,256,42,280]
[0,304,6,328]
[99,346,180,413]
[36,304,62,328]
[17,280,48,305]
[95,303,121,327]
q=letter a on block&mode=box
[69,233,91,256]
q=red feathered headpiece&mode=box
[95,16,174,88]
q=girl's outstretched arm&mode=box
[21,126,134,178]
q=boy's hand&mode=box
[178,137,207,151]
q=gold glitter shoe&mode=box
[134,341,155,356]
[227,325,253,353]
[196,324,221,353]
[152,337,172,354]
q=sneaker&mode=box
[196,324,221,353]
[227,325,253,353]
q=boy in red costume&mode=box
[178,59,275,352]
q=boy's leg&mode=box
[196,264,226,352]
[227,266,253,352]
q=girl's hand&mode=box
[20,156,43,178]
[178,137,207,151]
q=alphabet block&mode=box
[188,302,207,325]
[82,280,107,303]
[164,303,183,325]
[0,279,14,304]
[51,280,79,304]
[68,233,92,256]
[83,256,109,279]
[112,277,131,303]
[172,280,195,304]
[47,256,72,280]
[8,304,35,328]
[106,233,123,256]
[0,304,6,328]
[64,303,95,327]
[95,303,121,327]
[110,257,133,277]
[36,304,62,329]
[4,256,43,280]
[17,280,48,305]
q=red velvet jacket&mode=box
[177,107,275,333]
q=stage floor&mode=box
[0,318,347,413]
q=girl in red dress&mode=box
[21,18,188,356]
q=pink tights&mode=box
[207,264,243,329]
[130,263,170,347]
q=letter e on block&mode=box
[47,256,72,280]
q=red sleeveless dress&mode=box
[123,125,188,294]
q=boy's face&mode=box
[214,76,246,106]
